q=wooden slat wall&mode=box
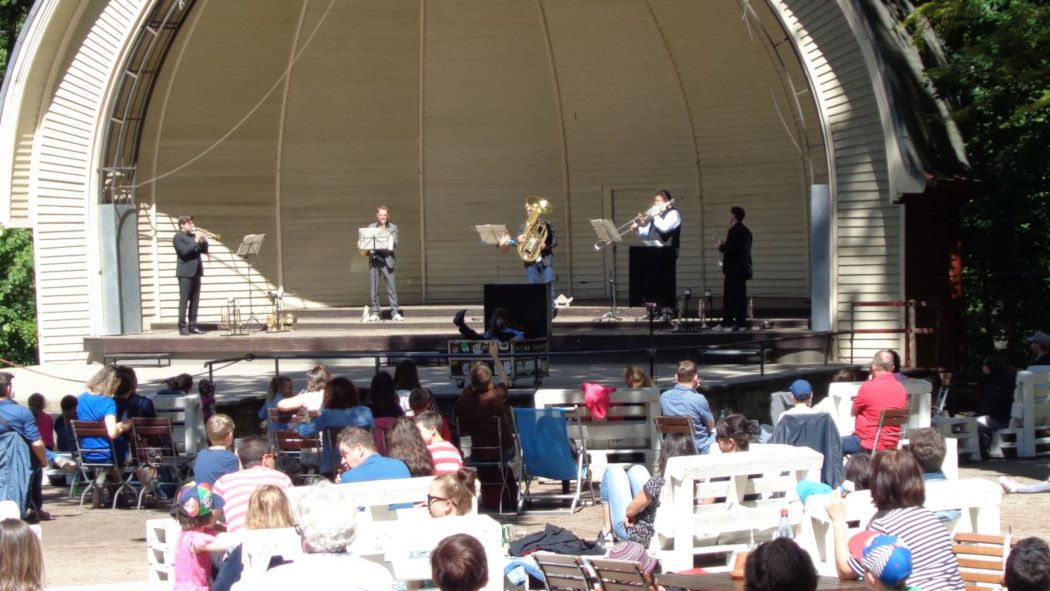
[8,135,33,226]
[31,1,139,362]
[776,0,903,361]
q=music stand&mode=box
[590,218,623,321]
[358,227,393,253]
[475,224,510,281]
[236,234,266,329]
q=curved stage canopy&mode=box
[0,0,959,362]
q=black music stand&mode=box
[236,233,266,329]
[591,218,624,321]
[475,224,510,281]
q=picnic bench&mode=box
[994,367,1050,458]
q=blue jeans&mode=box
[600,465,651,541]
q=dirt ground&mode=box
[34,455,1050,587]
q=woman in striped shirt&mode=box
[828,450,964,591]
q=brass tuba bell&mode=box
[517,195,553,263]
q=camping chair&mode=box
[533,553,595,591]
[130,418,193,509]
[952,532,1017,591]
[654,415,697,453]
[872,408,910,451]
[512,407,594,514]
[70,420,139,509]
[457,413,518,513]
[587,557,654,591]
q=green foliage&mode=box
[911,0,1050,365]
[0,229,37,365]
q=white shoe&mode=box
[361,307,372,323]
[391,313,404,322]
[367,314,381,322]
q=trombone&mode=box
[593,197,678,250]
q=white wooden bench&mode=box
[652,444,824,572]
[796,478,1003,576]
[820,378,932,439]
[534,387,660,480]
[145,518,179,583]
[284,476,479,526]
[994,367,1050,458]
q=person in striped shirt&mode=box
[212,436,292,533]
[416,410,463,476]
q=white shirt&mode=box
[638,209,681,239]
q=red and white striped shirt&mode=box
[212,467,293,533]
[427,440,463,476]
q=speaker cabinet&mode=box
[483,283,550,338]
[628,246,676,308]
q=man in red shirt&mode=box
[841,350,907,453]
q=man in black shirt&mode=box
[717,206,753,331]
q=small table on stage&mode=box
[656,573,866,591]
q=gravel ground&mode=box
[34,455,1050,587]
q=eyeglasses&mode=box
[427,494,457,508]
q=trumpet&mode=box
[192,226,220,241]
[593,197,678,250]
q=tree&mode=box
[910,0,1050,365]
[0,0,35,365]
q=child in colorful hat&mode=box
[173,482,220,591]
[861,535,916,591]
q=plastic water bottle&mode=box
[773,508,793,540]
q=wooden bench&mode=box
[821,378,932,439]
[994,367,1050,458]
[534,387,661,480]
[797,478,1003,576]
[652,444,824,572]
[284,476,478,527]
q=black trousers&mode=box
[723,274,748,327]
[178,274,202,329]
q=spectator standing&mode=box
[337,426,410,484]
[841,351,907,454]
[659,360,715,453]
[192,414,240,486]
[0,373,50,519]
[212,436,292,533]
[417,411,463,475]
[198,378,216,421]
[25,393,54,520]
[296,377,374,477]
[173,482,221,591]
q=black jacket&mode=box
[772,411,843,487]
[173,231,208,278]
[720,222,752,279]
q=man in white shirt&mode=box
[632,190,681,257]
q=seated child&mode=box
[409,388,452,441]
[861,535,916,591]
[416,410,463,476]
[1005,537,1050,591]
[192,414,240,486]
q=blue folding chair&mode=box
[512,407,594,513]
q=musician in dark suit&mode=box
[718,206,753,331]
[366,205,401,322]
[173,215,208,335]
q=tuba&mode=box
[517,195,553,263]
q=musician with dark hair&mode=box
[173,214,209,335]
[717,205,753,331]
[365,205,402,322]
[631,190,681,257]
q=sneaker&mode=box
[368,314,382,322]
[391,312,404,322]
[999,476,1019,494]
[56,456,77,473]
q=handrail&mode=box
[201,330,852,381]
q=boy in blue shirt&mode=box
[192,414,240,486]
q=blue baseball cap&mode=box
[862,535,912,586]
[789,379,813,400]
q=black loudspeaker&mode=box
[483,283,550,338]
[629,246,676,308]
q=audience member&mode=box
[213,436,292,533]
[243,481,393,589]
[744,538,818,591]
[1028,331,1050,366]
[623,364,655,388]
[453,306,524,342]
[410,389,452,440]
[844,452,873,491]
[0,517,44,591]
[296,376,374,477]
[258,375,293,427]
[860,535,915,591]
[659,360,715,453]
[366,371,403,419]
[999,475,1050,495]
[385,416,434,477]
[431,533,489,591]
[834,368,864,382]
[417,410,463,475]
[212,484,295,591]
[1004,536,1050,591]
[715,413,761,453]
[277,365,331,413]
[54,394,79,452]
[600,432,694,546]
[113,365,156,420]
[394,359,421,412]
[828,450,963,590]
[782,379,820,415]
[428,468,478,518]
[192,414,240,486]
[26,393,53,520]
[841,351,907,454]
[173,482,221,591]
[75,367,134,507]
[158,373,194,397]
[975,355,1016,459]
[198,378,216,421]
[904,428,947,480]
[337,426,410,484]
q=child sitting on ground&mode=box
[174,482,222,591]
[861,535,916,591]
[192,414,240,486]
[416,410,463,476]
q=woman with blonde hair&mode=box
[212,485,296,591]
[623,364,655,388]
[0,518,44,591]
[277,365,332,413]
[427,468,478,518]
[76,367,133,502]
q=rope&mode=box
[0,358,85,383]
[131,0,339,189]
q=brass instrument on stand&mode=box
[265,290,297,332]
[517,195,553,262]
[220,298,244,335]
